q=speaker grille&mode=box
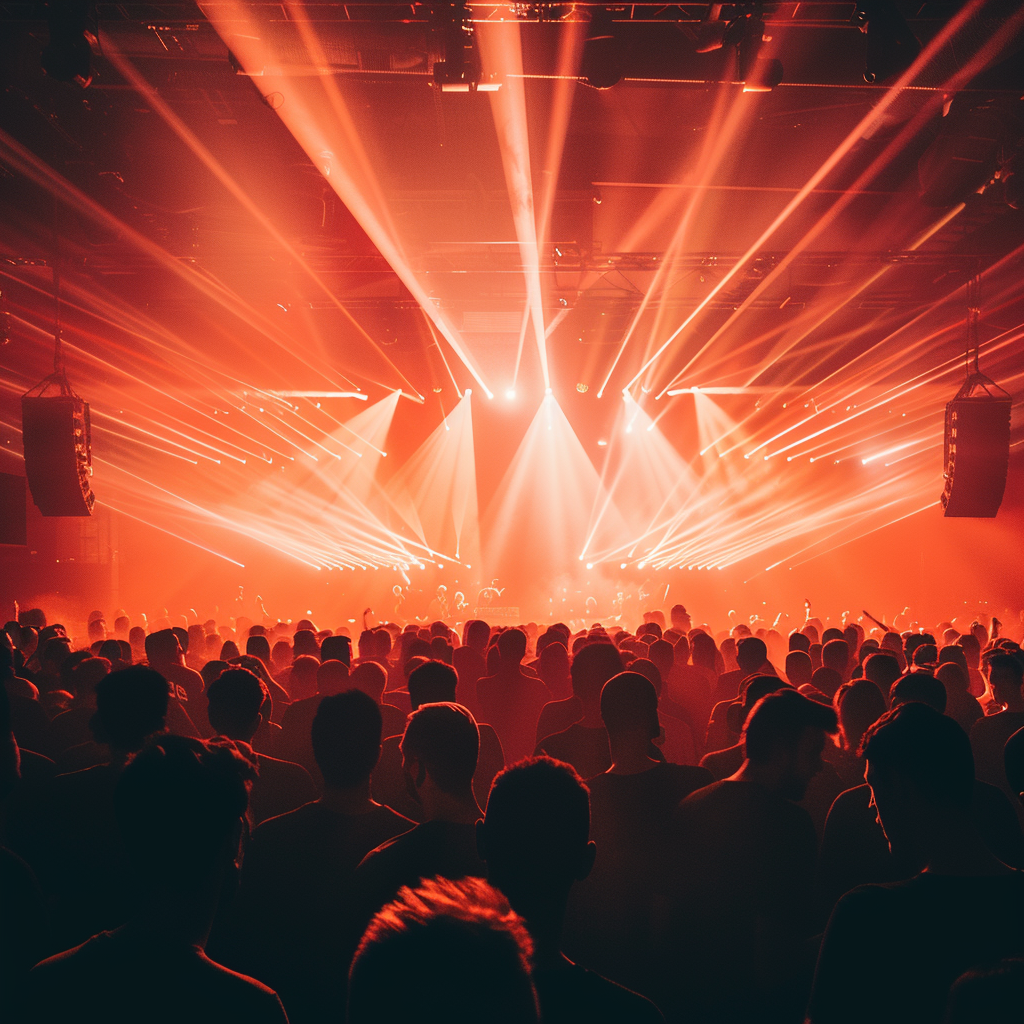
[941,395,1011,518]
[21,396,95,517]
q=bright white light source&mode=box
[620,562,627,569]
[464,389,472,398]
[545,387,553,395]
[597,439,608,447]
[586,563,593,570]
[505,389,516,400]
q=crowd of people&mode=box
[2,601,1023,1022]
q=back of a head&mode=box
[890,672,947,713]
[290,654,320,696]
[939,645,969,677]
[246,634,272,665]
[402,702,479,794]
[408,659,458,709]
[206,668,264,737]
[785,650,813,687]
[860,701,973,809]
[145,628,178,663]
[313,690,383,788]
[946,959,1024,1024]
[736,636,767,673]
[912,643,938,668]
[570,641,623,703]
[788,631,811,653]
[465,619,491,651]
[648,638,674,679]
[539,641,569,676]
[497,628,527,664]
[690,631,718,671]
[293,629,320,659]
[317,659,350,696]
[115,735,254,892]
[600,672,659,740]
[349,660,387,702]
[483,756,590,889]
[321,634,352,666]
[743,688,838,764]
[349,876,537,1024]
[822,638,849,674]
[72,656,111,696]
[835,679,887,752]
[865,651,901,691]
[92,667,169,751]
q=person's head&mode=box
[316,659,350,696]
[321,634,352,667]
[822,638,849,677]
[312,690,382,790]
[864,652,901,697]
[497,628,527,666]
[464,619,490,653]
[401,702,479,802]
[834,679,887,754]
[145,628,181,666]
[293,629,320,660]
[946,959,1024,1024]
[479,757,594,907]
[938,645,969,678]
[956,632,981,668]
[245,634,271,666]
[87,617,106,644]
[890,672,947,713]
[987,653,1024,708]
[788,631,811,654]
[115,734,254,898]
[206,668,264,742]
[348,876,538,1024]
[98,638,124,666]
[690,631,718,671]
[648,638,674,681]
[70,656,110,702]
[741,689,838,800]
[670,604,691,632]
[407,659,458,709]
[811,666,843,700]
[785,650,813,688]
[348,660,387,703]
[90,667,169,753]
[538,641,570,695]
[912,643,938,668]
[727,674,789,734]
[736,636,768,675]
[289,654,320,701]
[40,636,71,674]
[570,641,623,710]
[936,661,970,700]
[860,702,975,858]
[600,672,660,744]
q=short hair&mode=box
[742,689,838,764]
[835,679,887,749]
[293,629,320,658]
[890,672,947,713]
[317,659,350,695]
[145,628,179,662]
[115,735,254,891]
[349,876,537,1024]
[497,628,527,663]
[312,690,383,788]
[246,634,271,664]
[788,632,811,653]
[465,619,490,650]
[483,757,590,880]
[600,672,659,738]
[71,656,110,695]
[91,667,169,751]
[408,660,458,709]
[206,668,264,735]
[401,703,478,794]
[988,653,1024,685]
[864,652,901,690]
[785,650,813,686]
[570,642,623,702]
[860,701,974,809]
[349,661,387,701]
[321,634,352,666]
[736,636,767,672]
[822,639,849,673]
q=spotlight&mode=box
[505,388,516,400]
[597,439,608,446]
[433,386,443,394]
[41,1,95,88]
[586,563,594,570]
[464,389,472,397]
[576,383,589,393]
[580,8,624,90]
[695,4,783,92]
[620,562,627,569]
[432,7,500,93]
[853,0,920,84]
[545,387,553,395]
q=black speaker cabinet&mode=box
[21,395,95,517]
[941,394,1011,518]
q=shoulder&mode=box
[536,964,665,1023]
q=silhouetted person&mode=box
[478,629,552,762]
[712,635,768,705]
[145,628,204,706]
[536,643,624,779]
[699,675,789,780]
[829,679,886,788]
[864,651,901,701]
[229,690,412,1023]
[565,672,712,996]
[971,653,1024,808]
[348,875,538,1024]
[809,703,1024,1024]
[479,757,664,1022]
[350,702,486,943]
[660,689,838,1024]
[936,661,983,733]
[347,660,406,738]
[206,668,316,825]
[372,660,504,821]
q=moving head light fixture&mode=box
[694,2,783,93]
[432,1,501,92]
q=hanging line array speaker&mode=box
[21,394,95,517]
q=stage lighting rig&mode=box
[693,3,782,93]
[432,2,500,92]
[579,8,625,90]
[851,0,921,84]
[41,1,96,89]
